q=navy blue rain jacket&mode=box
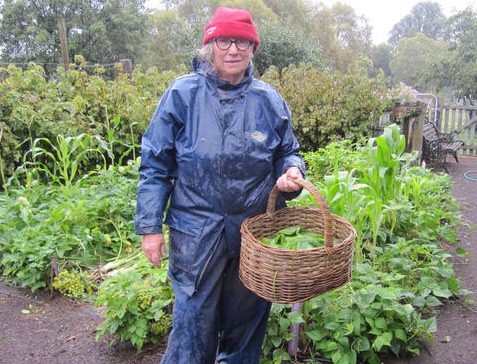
[135,60,305,295]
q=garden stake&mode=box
[288,303,302,357]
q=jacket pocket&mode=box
[165,209,206,295]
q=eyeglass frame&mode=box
[213,37,254,51]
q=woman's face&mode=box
[212,38,254,85]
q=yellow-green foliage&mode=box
[0,59,184,182]
[52,269,92,299]
[262,63,391,151]
[1,59,391,184]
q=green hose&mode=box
[464,171,477,182]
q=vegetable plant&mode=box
[95,255,174,349]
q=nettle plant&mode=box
[263,124,462,364]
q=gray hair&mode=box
[196,43,214,65]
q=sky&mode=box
[145,0,476,44]
[319,0,476,44]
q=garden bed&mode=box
[1,156,476,364]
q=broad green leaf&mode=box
[353,336,370,352]
[373,332,392,351]
[432,286,452,298]
[394,328,407,341]
[305,329,327,341]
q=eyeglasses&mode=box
[214,38,254,51]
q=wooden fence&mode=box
[437,104,477,156]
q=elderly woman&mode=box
[135,7,306,364]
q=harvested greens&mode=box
[260,226,325,250]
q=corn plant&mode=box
[94,113,139,167]
[24,134,106,189]
[364,124,416,202]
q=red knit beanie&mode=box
[203,7,260,53]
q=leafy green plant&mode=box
[262,304,301,364]
[0,62,182,182]
[302,139,368,182]
[0,159,140,291]
[262,63,390,151]
[261,226,325,249]
[95,256,174,349]
[95,114,139,167]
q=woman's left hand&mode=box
[276,167,303,192]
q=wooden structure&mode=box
[438,105,477,156]
[375,103,477,164]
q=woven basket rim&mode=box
[241,209,356,254]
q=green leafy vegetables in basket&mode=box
[260,226,325,250]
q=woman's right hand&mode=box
[142,233,167,267]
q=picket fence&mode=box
[437,105,477,156]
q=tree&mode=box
[262,0,315,34]
[0,0,60,66]
[437,8,477,101]
[138,8,197,70]
[0,0,147,70]
[67,0,148,64]
[164,0,275,27]
[389,32,447,91]
[312,2,372,72]
[253,18,322,75]
[389,1,447,46]
[370,43,392,78]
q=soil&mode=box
[1,156,477,364]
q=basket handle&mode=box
[266,179,334,249]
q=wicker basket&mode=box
[239,179,356,304]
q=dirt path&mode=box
[1,157,477,364]
[0,283,163,364]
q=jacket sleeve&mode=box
[134,87,180,235]
[273,98,306,200]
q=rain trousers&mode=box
[135,59,305,364]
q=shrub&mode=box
[261,63,390,151]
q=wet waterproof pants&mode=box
[160,234,272,364]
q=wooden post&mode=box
[410,109,426,163]
[391,102,426,162]
[57,11,69,73]
[119,59,133,75]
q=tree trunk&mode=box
[57,15,69,73]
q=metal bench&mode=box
[422,122,464,172]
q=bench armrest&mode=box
[439,130,459,143]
